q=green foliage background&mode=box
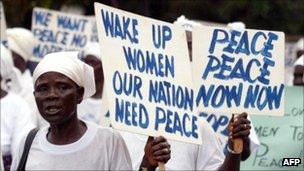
[2,0,303,35]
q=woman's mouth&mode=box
[45,106,62,115]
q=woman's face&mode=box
[34,72,84,124]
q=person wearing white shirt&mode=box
[6,27,41,126]
[1,44,35,171]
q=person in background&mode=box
[77,42,110,126]
[293,55,304,86]
[1,44,35,171]
[6,27,41,126]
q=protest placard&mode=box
[241,86,304,170]
[31,7,98,58]
[94,2,201,144]
[0,2,7,44]
[192,26,285,116]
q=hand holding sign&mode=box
[228,113,251,155]
[141,136,171,170]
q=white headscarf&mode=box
[294,55,304,66]
[0,44,13,79]
[227,22,246,30]
[33,51,96,99]
[83,42,102,61]
[0,44,22,91]
[173,15,201,32]
[296,38,303,51]
[6,27,36,61]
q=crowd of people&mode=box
[1,7,303,171]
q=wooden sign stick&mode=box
[158,162,165,171]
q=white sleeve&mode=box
[196,119,225,170]
[11,98,35,160]
[248,116,260,153]
[109,130,133,170]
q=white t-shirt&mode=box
[0,92,35,158]
[120,119,225,170]
[77,97,110,126]
[11,121,132,170]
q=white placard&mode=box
[193,26,285,116]
[0,2,7,44]
[31,7,98,58]
[94,2,202,144]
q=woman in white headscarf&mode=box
[1,44,35,171]
[10,51,132,170]
[6,27,40,126]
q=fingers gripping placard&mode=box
[94,3,202,145]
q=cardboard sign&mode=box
[31,7,98,58]
[241,86,304,170]
[94,3,201,144]
[192,26,285,116]
[0,2,7,44]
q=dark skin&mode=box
[34,72,86,144]
[218,113,251,171]
[83,55,104,99]
[83,55,171,170]
[12,51,27,74]
[293,65,304,86]
[140,136,171,171]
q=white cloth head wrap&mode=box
[1,44,22,91]
[227,22,246,30]
[83,42,102,61]
[1,44,13,79]
[294,55,304,66]
[6,27,36,61]
[173,15,201,32]
[296,38,303,51]
[33,51,96,99]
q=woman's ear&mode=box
[76,87,84,104]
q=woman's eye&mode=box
[37,86,47,92]
[59,84,69,90]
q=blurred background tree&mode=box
[2,0,303,36]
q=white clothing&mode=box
[0,93,35,158]
[0,44,13,79]
[83,42,102,60]
[33,51,95,99]
[120,119,225,170]
[6,27,36,61]
[77,97,110,126]
[0,44,22,92]
[11,121,132,170]
[12,69,41,127]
